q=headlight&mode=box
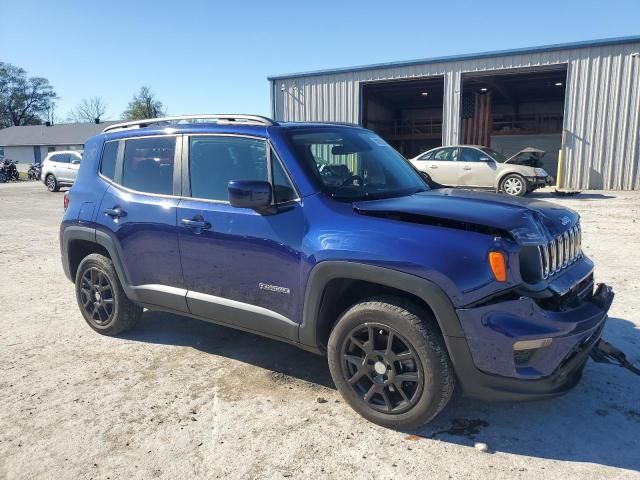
[534,168,548,177]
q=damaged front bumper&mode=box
[525,175,555,189]
[447,282,614,401]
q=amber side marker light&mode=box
[489,251,507,282]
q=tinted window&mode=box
[189,136,267,201]
[460,148,485,162]
[100,141,119,180]
[52,154,70,164]
[417,151,434,161]
[122,137,176,195]
[272,155,296,203]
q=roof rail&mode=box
[102,114,277,133]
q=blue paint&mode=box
[61,121,612,386]
[33,146,41,164]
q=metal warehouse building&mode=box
[269,36,640,190]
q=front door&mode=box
[95,135,186,310]
[457,147,498,188]
[177,134,303,339]
[51,153,71,181]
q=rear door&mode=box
[177,134,303,338]
[421,147,459,185]
[95,134,187,311]
[458,147,498,188]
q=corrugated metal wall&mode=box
[271,42,640,190]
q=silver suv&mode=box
[41,150,83,192]
[410,145,554,196]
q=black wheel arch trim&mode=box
[299,261,465,350]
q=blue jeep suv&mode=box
[60,114,614,429]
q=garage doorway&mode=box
[460,66,567,178]
[361,77,444,158]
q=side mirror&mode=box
[71,159,81,164]
[228,180,272,209]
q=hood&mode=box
[353,189,579,245]
[504,147,545,167]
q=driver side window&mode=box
[459,148,486,162]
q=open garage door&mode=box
[461,66,567,178]
[361,77,444,158]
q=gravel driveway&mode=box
[1,182,639,479]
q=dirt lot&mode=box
[1,181,639,479]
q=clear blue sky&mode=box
[2,0,639,121]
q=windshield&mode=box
[480,147,508,163]
[286,127,427,201]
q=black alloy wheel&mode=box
[79,267,115,325]
[341,323,423,414]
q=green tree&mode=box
[122,86,166,120]
[0,62,57,128]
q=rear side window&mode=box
[100,141,118,180]
[122,137,176,195]
[189,136,267,201]
[52,154,70,163]
[432,148,453,161]
[417,151,434,161]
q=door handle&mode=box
[181,217,212,231]
[428,165,438,169]
[462,167,472,170]
[104,206,127,218]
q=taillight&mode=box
[63,193,69,210]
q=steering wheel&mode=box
[342,175,364,186]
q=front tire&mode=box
[75,253,142,335]
[328,297,455,429]
[45,174,59,192]
[500,173,527,197]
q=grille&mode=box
[538,224,582,279]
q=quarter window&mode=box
[100,141,119,180]
[272,154,296,203]
[189,136,267,201]
[122,137,176,195]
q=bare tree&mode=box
[0,62,57,127]
[67,96,108,123]
[122,86,166,120]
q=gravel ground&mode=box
[1,181,639,480]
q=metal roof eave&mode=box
[267,35,640,81]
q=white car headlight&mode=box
[534,168,548,177]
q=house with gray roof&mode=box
[0,121,118,169]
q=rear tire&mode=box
[500,173,527,197]
[45,174,59,192]
[327,296,455,429]
[75,253,142,336]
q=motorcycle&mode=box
[0,158,20,183]
[27,162,42,181]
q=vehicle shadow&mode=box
[529,191,616,200]
[122,311,640,472]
